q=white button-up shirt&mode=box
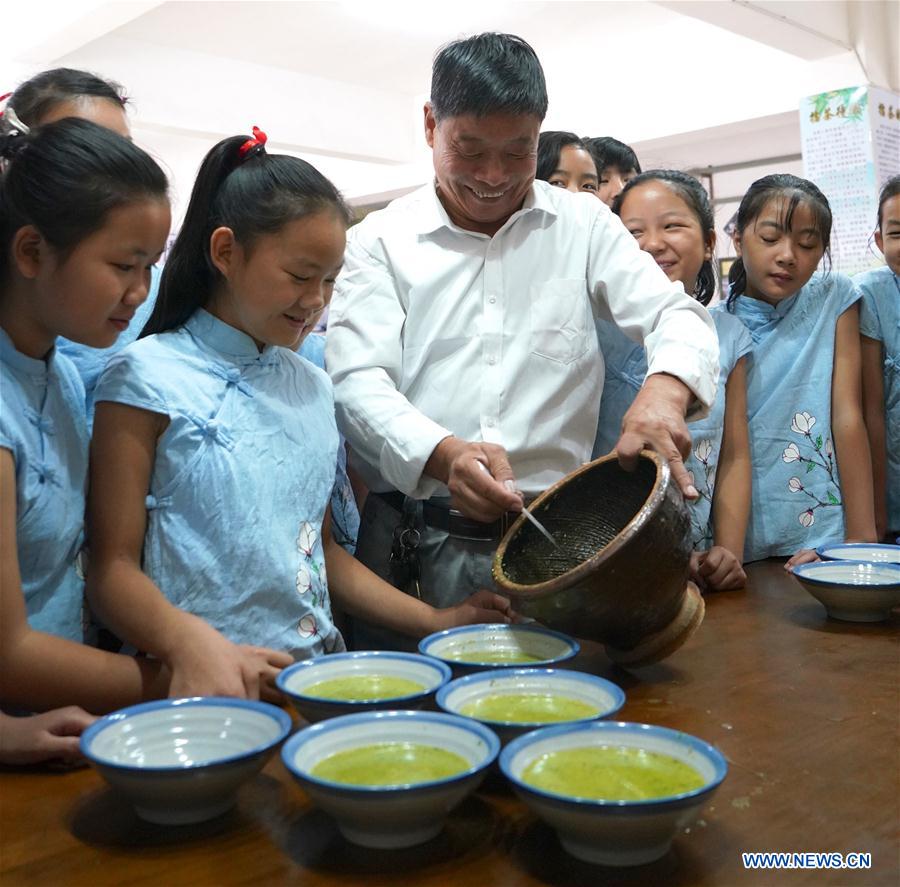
[326,180,719,499]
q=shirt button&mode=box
[489,297,496,304]
[486,418,495,427]
[487,357,496,365]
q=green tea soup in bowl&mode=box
[276,651,451,723]
[282,710,499,848]
[311,741,469,786]
[522,745,705,800]
[500,721,727,867]
[437,668,625,745]
[418,624,579,674]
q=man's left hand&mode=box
[614,373,699,500]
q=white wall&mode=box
[3,1,895,228]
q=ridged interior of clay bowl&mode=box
[498,455,661,588]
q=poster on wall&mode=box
[869,86,900,193]
[800,86,873,276]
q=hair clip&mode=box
[0,94,30,135]
[238,126,267,160]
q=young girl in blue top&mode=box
[1,68,160,417]
[594,170,751,591]
[0,120,176,756]
[856,175,900,541]
[87,130,513,699]
[727,174,876,566]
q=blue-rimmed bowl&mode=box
[418,623,579,674]
[816,542,900,565]
[792,560,900,622]
[276,651,451,722]
[80,697,292,824]
[436,668,625,745]
[500,721,727,866]
[281,710,499,848]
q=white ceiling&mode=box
[4,0,896,209]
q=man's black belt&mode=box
[373,491,518,542]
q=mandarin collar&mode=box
[731,291,800,341]
[0,327,56,381]
[734,290,800,323]
[184,309,274,361]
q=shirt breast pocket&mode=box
[529,278,591,365]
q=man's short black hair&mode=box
[430,33,548,122]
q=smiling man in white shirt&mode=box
[326,33,719,649]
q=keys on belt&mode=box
[389,522,421,599]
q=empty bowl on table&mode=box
[436,667,625,745]
[792,560,900,622]
[500,720,727,867]
[281,709,499,848]
[276,651,451,722]
[80,697,292,825]
[815,542,900,564]
[493,451,703,667]
[418,623,579,673]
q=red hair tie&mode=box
[0,93,13,118]
[238,126,267,160]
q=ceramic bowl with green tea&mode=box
[436,667,624,745]
[276,651,451,722]
[418,623,579,674]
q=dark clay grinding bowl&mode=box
[492,451,704,667]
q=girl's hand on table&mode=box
[238,645,292,704]
[784,549,819,571]
[691,547,747,591]
[167,618,292,700]
[0,708,95,766]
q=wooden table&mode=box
[2,561,898,886]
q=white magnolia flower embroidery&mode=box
[798,509,815,528]
[788,476,804,493]
[297,521,318,558]
[782,443,801,463]
[298,614,317,638]
[694,439,713,464]
[295,563,312,595]
[791,411,816,435]
[825,438,833,457]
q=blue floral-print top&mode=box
[297,333,360,554]
[854,266,900,532]
[0,329,86,641]
[593,309,751,549]
[94,309,345,658]
[730,272,861,560]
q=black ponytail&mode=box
[0,118,168,284]
[613,169,716,306]
[726,174,831,310]
[144,134,351,336]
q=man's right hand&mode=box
[425,437,523,521]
